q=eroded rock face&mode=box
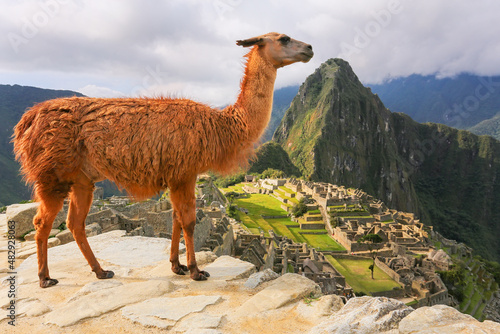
[398,304,500,334]
[309,296,414,334]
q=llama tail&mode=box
[13,99,82,194]
[13,106,40,185]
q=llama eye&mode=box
[279,36,290,44]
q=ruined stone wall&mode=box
[194,215,213,252]
[371,287,405,299]
[375,257,403,284]
[145,210,173,236]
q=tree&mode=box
[292,198,308,218]
[369,264,374,279]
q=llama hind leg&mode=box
[67,173,114,279]
[34,185,67,288]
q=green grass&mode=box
[301,234,345,251]
[234,193,345,251]
[326,256,401,295]
[273,189,299,205]
[465,290,482,314]
[221,183,246,193]
[406,300,418,306]
[278,186,295,194]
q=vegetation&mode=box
[469,112,500,140]
[232,193,344,251]
[357,233,384,244]
[326,256,401,295]
[213,171,246,189]
[247,142,301,177]
[437,261,467,303]
[291,198,308,217]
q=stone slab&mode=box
[202,255,256,281]
[121,295,222,329]
[45,279,175,327]
[18,230,182,273]
[244,268,279,289]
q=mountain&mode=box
[469,112,500,140]
[247,141,301,177]
[261,85,300,142]
[273,59,500,262]
[0,85,85,206]
[368,74,500,131]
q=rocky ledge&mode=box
[1,229,499,333]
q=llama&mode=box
[13,32,313,287]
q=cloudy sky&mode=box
[1,0,499,106]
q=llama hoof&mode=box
[172,264,189,275]
[192,271,210,281]
[96,270,114,279]
[40,278,59,288]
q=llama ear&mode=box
[236,37,264,47]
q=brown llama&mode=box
[13,32,313,287]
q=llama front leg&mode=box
[170,211,188,275]
[170,180,210,281]
[67,174,114,279]
[183,220,210,281]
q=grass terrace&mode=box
[232,193,344,251]
[221,182,246,194]
[326,256,401,295]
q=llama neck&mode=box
[236,47,277,142]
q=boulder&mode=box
[236,273,321,316]
[296,294,345,321]
[398,304,500,334]
[202,255,256,281]
[309,296,413,334]
[6,202,66,238]
[56,229,74,245]
[85,222,102,237]
[244,268,280,289]
[23,228,60,241]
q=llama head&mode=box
[236,32,313,68]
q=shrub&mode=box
[292,198,308,218]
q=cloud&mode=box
[78,85,125,98]
[1,0,499,104]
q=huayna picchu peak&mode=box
[273,58,500,262]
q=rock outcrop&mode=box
[1,225,499,333]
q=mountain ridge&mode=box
[368,73,500,131]
[273,58,500,262]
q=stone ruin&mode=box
[235,229,351,296]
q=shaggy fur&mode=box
[13,32,313,286]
